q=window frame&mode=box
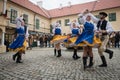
[23,14,28,25]
[109,13,116,21]
[64,19,70,26]
[10,9,18,24]
[35,18,40,29]
[58,20,61,24]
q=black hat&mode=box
[99,12,108,17]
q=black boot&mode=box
[73,49,76,59]
[13,52,19,61]
[19,54,22,61]
[54,49,56,56]
[88,57,93,68]
[76,54,80,59]
[104,49,113,59]
[16,53,22,63]
[99,56,107,67]
[73,49,80,60]
[57,49,61,57]
[83,57,87,70]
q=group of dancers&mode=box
[8,9,114,70]
[51,9,114,70]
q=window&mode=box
[50,24,53,33]
[10,9,17,24]
[95,15,100,19]
[58,20,61,24]
[23,14,28,25]
[65,19,69,26]
[109,13,116,21]
[36,19,40,29]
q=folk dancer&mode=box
[73,12,101,70]
[90,11,114,67]
[64,20,81,60]
[9,15,28,63]
[51,21,67,57]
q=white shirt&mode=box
[52,26,61,34]
[88,13,113,33]
[25,26,29,39]
[15,17,24,28]
[67,21,81,33]
[78,13,96,31]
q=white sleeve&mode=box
[106,22,114,33]
[70,24,74,30]
[19,17,24,22]
[52,23,56,29]
[76,22,80,27]
[78,29,81,34]
[79,16,86,24]
[59,27,62,33]
[93,24,98,32]
[67,22,73,29]
[88,13,99,24]
[52,28,55,34]
[25,27,29,39]
[78,13,86,24]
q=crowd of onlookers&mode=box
[37,34,54,48]
[107,31,120,48]
[4,31,120,52]
[24,34,55,50]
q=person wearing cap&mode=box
[51,21,67,57]
[89,11,114,67]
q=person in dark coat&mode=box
[114,32,120,48]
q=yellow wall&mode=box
[2,1,120,34]
[6,1,50,33]
[0,0,6,32]
[51,15,79,34]
[35,14,50,33]
[0,0,3,14]
[51,7,120,34]
[0,1,51,53]
[0,0,6,53]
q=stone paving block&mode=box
[0,48,120,80]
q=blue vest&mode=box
[55,28,61,35]
[72,29,79,35]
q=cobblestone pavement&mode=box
[0,47,120,80]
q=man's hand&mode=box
[100,30,107,33]
[83,9,90,15]
[26,38,29,42]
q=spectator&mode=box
[39,36,44,47]
[4,40,9,52]
[114,32,120,48]
[44,35,48,47]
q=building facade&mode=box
[0,0,120,53]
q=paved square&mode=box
[0,48,120,80]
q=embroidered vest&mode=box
[97,20,108,35]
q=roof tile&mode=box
[11,0,49,18]
[48,0,120,18]
[11,0,120,18]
